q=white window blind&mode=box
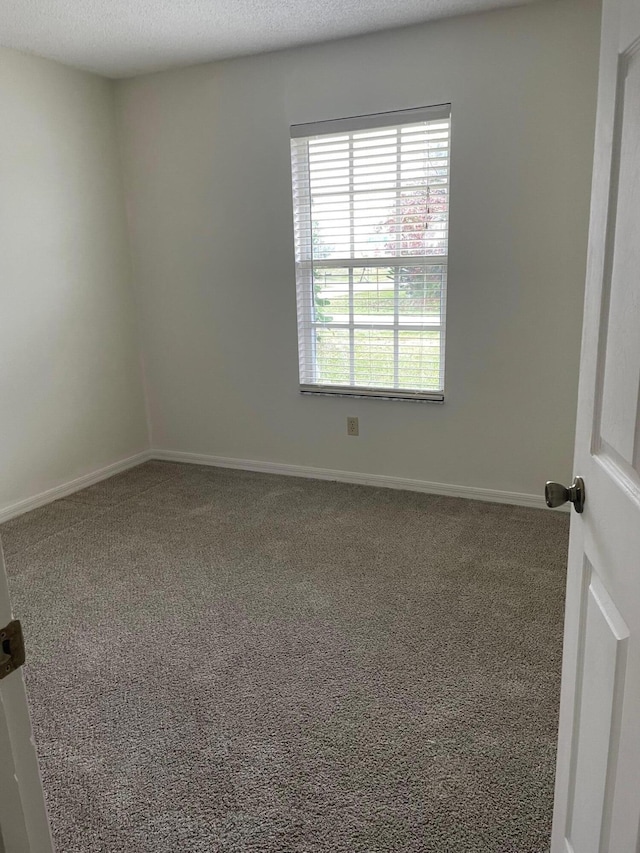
[290,105,451,402]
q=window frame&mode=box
[291,105,451,403]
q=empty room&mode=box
[2,0,640,849]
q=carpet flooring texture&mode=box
[1,462,569,852]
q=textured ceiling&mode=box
[0,0,532,78]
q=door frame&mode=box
[0,539,53,853]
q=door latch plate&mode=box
[0,619,26,680]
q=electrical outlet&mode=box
[347,416,359,437]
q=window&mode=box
[290,105,451,402]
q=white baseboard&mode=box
[152,449,552,510]
[0,448,557,524]
[0,451,152,524]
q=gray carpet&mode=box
[1,462,568,852]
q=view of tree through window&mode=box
[291,106,450,400]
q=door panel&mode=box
[598,45,640,474]
[565,564,628,853]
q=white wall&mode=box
[118,0,600,499]
[0,49,149,514]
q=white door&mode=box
[0,537,53,853]
[551,0,640,848]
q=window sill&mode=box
[300,386,445,403]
